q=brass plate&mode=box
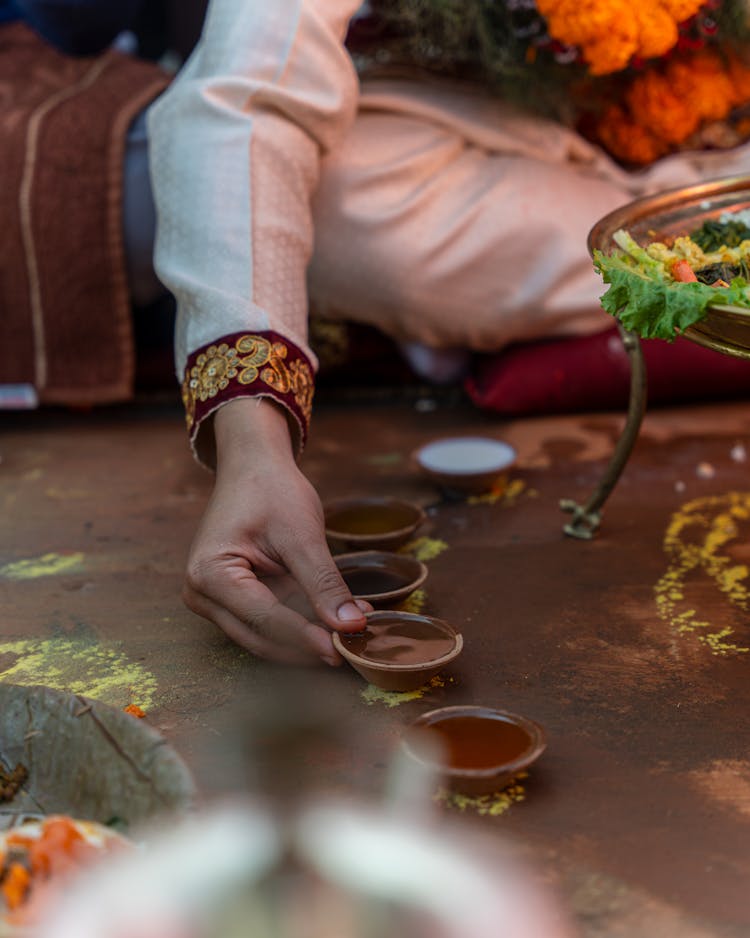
[588,174,750,358]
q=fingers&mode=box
[184,560,341,666]
[282,539,368,634]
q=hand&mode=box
[183,398,369,665]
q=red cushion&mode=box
[465,326,750,415]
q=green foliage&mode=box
[714,0,750,52]
[690,219,750,251]
[593,249,750,340]
[364,0,585,118]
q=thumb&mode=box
[285,540,368,633]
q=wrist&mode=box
[214,397,296,471]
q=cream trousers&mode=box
[309,76,750,353]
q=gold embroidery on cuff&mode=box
[182,335,313,430]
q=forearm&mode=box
[148,0,361,464]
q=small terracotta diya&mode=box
[402,705,546,796]
[324,496,426,552]
[334,550,428,607]
[332,611,462,692]
[414,436,516,495]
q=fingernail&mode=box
[337,601,365,623]
[320,654,339,667]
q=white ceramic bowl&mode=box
[414,436,517,494]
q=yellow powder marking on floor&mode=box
[0,637,157,709]
[654,492,750,655]
[436,774,528,817]
[467,477,527,506]
[0,552,85,580]
[399,537,449,563]
[360,674,452,708]
[394,537,449,615]
[398,588,426,614]
[44,487,90,500]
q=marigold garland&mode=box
[359,0,750,165]
[594,48,750,163]
[535,0,705,74]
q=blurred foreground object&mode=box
[36,798,575,938]
[36,670,574,937]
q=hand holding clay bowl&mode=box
[334,550,428,607]
[332,610,463,691]
[402,705,546,796]
[414,436,516,495]
[323,496,425,552]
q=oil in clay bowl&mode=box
[414,436,517,495]
[402,705,546,796]
[324,496,426,552]
[332,611,463,692]
[334,550,428,607]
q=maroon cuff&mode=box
[181,331,314,451]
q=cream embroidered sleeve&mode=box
[147,0,360,456]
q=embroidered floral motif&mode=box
[186,342,240,404]
[182,333,314,431]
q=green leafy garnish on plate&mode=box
[593,227,750,341]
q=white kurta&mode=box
[148,0,361,381]
[148,0,750,441]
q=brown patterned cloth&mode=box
[0,23,168,405]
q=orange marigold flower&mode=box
[584,34,638,75]
[536,0,635,45]
[595,105,668,164]
[668,51,736,122]
[626,68,699,144]
[538,0,707,75]
[634,5,679,60]
[657,0,707,21]
[545,0,639,75]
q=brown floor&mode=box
[4,392,750,936]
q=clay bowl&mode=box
[324,496,426,552]
[332,611,463,692]
[414,436,517,495]
[334,550,428,607]
[402,705,546,796]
